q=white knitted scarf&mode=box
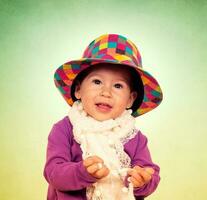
[68,101,137,200]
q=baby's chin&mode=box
[86,112,115,121]
[89,114,113,121]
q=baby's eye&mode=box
[92,79,101,85]
[114,83,123,89]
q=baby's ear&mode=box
[127,91,137,109]
[74,83,81,100]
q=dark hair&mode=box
[71,63,144,112]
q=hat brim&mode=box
[54,57,163,117]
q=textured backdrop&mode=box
[0,0,207,199]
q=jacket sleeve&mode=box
[43,121,98,191]
[125,131,160,197]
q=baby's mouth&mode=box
[95,103,112,112]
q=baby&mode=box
[44,34,163,200]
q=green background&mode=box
[1,0,207,199]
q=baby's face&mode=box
[75,64,137,121]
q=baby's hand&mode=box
[83,156,110,179]
[127,165,154,188]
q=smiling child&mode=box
[44,34,163,200]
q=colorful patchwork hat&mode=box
[54,34,163,117]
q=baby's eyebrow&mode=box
[112,79,128,85]
[86,73,130,85]
[86,73,102,79]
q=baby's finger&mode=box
[144,167,155,175]
[133,165,144,174]
[86,163,100,174]
[83,156,103,167]
[139,170,152,183]
[133,165,154,176]
[94,166,110,178]
[91,156,104,163]
[129,176,143,188]
[83,158,93,167]
[128,169,144,183]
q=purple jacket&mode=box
[43,116,160,200]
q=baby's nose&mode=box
[100,86,111,97]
